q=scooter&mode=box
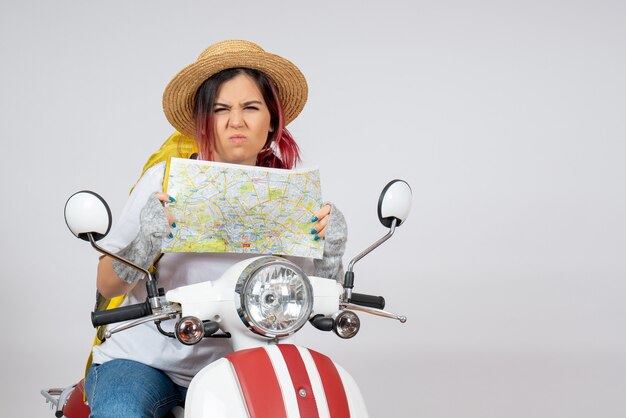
[42,179,412,418]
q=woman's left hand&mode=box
[311,204,332,240]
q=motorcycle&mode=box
[42,179,412,418]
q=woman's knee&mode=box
[85,359,182,418]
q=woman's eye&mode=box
[213,108,228,114]
[244,106,259,111]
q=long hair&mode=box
[193,68,301,169]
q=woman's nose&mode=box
[229,110,244,128]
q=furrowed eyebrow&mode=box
[242,100,263,106]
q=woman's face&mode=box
[211,73,273,166]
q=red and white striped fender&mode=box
[184,344,368,418]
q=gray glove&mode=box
[314,203,348,283]
[112,194,170,284]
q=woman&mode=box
[84,40,347,417]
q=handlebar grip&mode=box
[91,302,152,327]
[349,293,385,309]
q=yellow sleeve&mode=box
[130,131,198,193]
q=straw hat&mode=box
[163,40,308,138]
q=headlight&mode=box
[235,256,313,338]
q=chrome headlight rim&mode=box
[235,256,313,339]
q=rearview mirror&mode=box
[378,180,412,228]
[343,178,413,304]
[64,191,112,241]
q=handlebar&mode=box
[349,293,385,310]
[91,301,153,327]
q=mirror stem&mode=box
[87,233,161,308]
[343,218,397,301]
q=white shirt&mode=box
[92,162,313,386]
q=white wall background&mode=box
[1,1,625,417]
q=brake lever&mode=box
[340,303,407,323]
[104,306,179,338]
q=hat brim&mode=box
[163,50,308,139]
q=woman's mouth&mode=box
[229,135,247,144]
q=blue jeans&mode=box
[85,359,187,418]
